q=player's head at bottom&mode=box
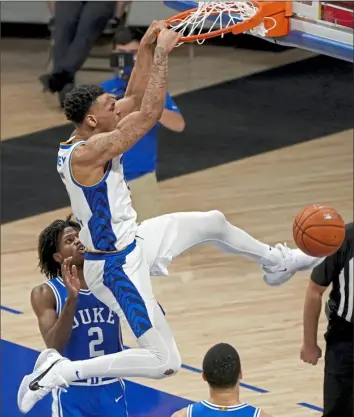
[63,84,135,134]
[38,217,84,279]
[202,343,242,391]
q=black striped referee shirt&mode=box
[311,222,354,324]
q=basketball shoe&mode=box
[18,349,68,414]
[262,244,324,285]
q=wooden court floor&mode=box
[1,38,353,417]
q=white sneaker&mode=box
[17,349,69,414]
[262,243,298,286]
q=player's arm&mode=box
[31,284,77,354]
[124,21,166,109]
[171,408,187,417]
[73,30,180,168]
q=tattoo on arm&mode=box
[86,46,168,163]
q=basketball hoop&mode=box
[166,1,291,45]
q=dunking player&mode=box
[172,343,273,417]
[24,218,127,416]
[18,21,322,413]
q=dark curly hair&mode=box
[38,217,81,279]
[202,343,241,389]
[63,84,105,125]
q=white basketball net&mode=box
[169,1,275,44]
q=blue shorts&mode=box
[52,380,128,417]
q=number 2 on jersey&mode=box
[88,327,105,357]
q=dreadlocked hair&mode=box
[38,217,81,279]
[63,84,105,125]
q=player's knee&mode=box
[162,351,182,378]
[208,210,227,228]
[156,347,182,379]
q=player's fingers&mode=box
[155,20,167,31]
[72,265,78,278]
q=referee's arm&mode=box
[301,249,342,365]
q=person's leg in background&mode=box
[40,1,84,93]
[46,0,55,31]
[114,1,132,27]
[129,172,160,223]
[41,1,115,105]
[59,1,115,90]
[323,323,353,417]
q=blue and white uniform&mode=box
[46,277,128,417]
[57,139,137,253]
[57,139,176,341]
[57,134,225,379]
[186,401,261,417]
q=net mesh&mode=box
[168,1,276,44]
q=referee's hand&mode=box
[300,344,322,365]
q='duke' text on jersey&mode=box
[72,307,117,329]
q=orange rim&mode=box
[166,1,290,42]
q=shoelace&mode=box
[264,243,292,272]
[276,243,294,267]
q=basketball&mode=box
[293,204,346,257]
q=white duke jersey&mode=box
[57,139,137,252]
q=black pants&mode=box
[52,1,115,79]
[323,318,353,417]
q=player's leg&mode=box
[137,211,283,270]
[137,211,273,265]
[68,248,181,381]
[97,380,129,417]
[52,385,86,417]
[137,211,325,285]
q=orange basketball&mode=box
[292,204,345,257]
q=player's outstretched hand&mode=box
[61,257,80,298]
[142,20,167,45]
[157,28,181,54]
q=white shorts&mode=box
[83,212,206,339]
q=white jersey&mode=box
[57,138,138,252]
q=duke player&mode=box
[18,21,323,413]
[23,218,127,416]
[172,343,273,417]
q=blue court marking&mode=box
[0,305,23,314]
[298,402,323,412]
